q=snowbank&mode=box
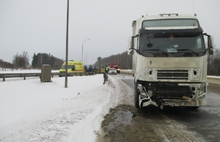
[0,74,133,141]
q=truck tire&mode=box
[134,82,140,108]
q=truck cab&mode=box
[129,13,213,109]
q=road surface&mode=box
[97,74,220,142]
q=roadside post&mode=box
[40,64,51,82]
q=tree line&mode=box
[93,51,132,69]
[32,53,63,69]
[0,51,30,69]
[0,52,63,70]
[0,59,14,69]
[208,49,220,76]
[0,49,220,76]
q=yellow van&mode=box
[59,60,85,77]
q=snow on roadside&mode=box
[0,74,131,142]
[0,68,58,73]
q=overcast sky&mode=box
[0,0,220,65]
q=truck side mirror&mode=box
[127,37,133,55]
[128,35,139,55]
[203,33,214,55]
[130,34,138,49]
[209,48,213,55]
[208,35,214,55]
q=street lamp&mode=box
[65,0,69,88]
[82,39,90,64]
[86,51,91,65]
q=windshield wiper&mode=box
[177,49,199,56]
[142,48,168,56]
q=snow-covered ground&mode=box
[0,70,134,142]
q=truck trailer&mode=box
[128,13,213,109]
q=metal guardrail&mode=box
[120,70,133,75]
[120,70,220,85]
[207,76,220,85]
[1,70,219,84]
[0,71,98,82]
[0,72,60,82]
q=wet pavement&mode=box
[96,75,220,142]
[161,106,220,142]
[97,105,164,142]
[97,105,206,142]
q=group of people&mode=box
[84,65,93,72]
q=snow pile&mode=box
[0,74,132,141]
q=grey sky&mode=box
[0,0,219,65]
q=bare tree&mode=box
[12,51,29,69]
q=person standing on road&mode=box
[103,65,108,84]
[105,65,109,73]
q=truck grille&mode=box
[157,70,188,80]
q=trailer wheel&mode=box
[134,82,140,108]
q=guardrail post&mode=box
[23,74,26,80]
[3,75,5,82]
[41,64,51,82]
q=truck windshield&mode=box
[139,32,206,57]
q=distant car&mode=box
[108,68,117,75]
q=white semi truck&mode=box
[128,13,213,109]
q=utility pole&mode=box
[65,0,69,88]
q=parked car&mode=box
[108,68,117,75]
